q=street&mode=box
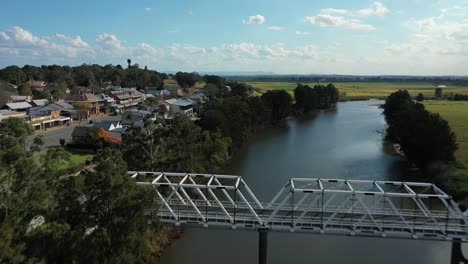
[26,114,121,149]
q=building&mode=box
[68,93,106,116]
[33,101,77,119]
[8,95,31,103]
[165,98,194,117]
[4,102,33,112]
[71,127,92,145]
[31,99,49,107]
[146,89,171,99]
[28,107,71,131]
[0,109,28,122]
[93,120,124,132]
[165,86,183,97]
[108,88,144,108]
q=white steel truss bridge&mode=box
[130,171,468,264]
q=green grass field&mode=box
[424,101,468,193]
[247,82,468,100]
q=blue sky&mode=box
[1,0,468,75]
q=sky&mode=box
[1,0,468,75]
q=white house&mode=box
[165,98,194,117]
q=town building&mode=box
[164,98,194,117]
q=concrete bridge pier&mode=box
[258,228,268,264]
[451,239,468,264]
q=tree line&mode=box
[383,90,457,176]
[0,63,166,94]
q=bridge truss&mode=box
[130,171,468,242]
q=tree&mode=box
[416,93,424,101]
[127,59,132,69]
[435,87,443,98]
[261,90,292,123]
[383,90,457,173]
[31,135,45,152]
[17,83,33,96]
[73,101,91,120]
[175,72,200,88]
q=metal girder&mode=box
[130,172,468,242]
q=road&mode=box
[26,114,122,150]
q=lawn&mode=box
[424,101,468,193]
[69,152,93,166]
[247,81,468,100]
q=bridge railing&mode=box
[130,171,468,241]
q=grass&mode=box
[69,152,93,166]
[164,79,205,88]
[424,101,468,194]
[247,81,468,100]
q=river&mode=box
[161,100,455,264]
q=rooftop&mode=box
[165,98,194,107]
[6,102,33,110]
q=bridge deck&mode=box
[130,171,468,242]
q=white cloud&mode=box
[55,34,89,48]
[306,2,387,30]
[355,2,389,17]
[320,2,389,17]
[306,14,375,30]
[268,26,283,31]
[145,7,152,11]
[96,33,123,49]
[416,17,436,32]
[243,14,265,25]
[295,30,311,35]
[322,8,348,15]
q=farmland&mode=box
[424,101,468,193]
[246,81,468,100]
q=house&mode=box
[67,92,105,115]
[93,120,124,132]
[189,92,208,113]
[31,99,49,107]
[31,81,47,90]
[0,109,28,122]
[165,86,183,97]
[72,126,92,145]
[34,101,77,119]
[121,109,153,128]
[4,102,33,112]
[72,126,122,146]
[108,88,143,107]
[8,95,31,103]
[165,98,194,117]
[28,107,71,131]
[146,89,171,99]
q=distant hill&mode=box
[162,71,277,76]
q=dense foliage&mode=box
[383,90,458,173]
[174,71,201,88]
[123,116,231,173]
[0,119,158,263]
[293,84,339,113]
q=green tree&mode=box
[261,90,292,123]
[30,135,45,152]
[416,93,424,101]
[435,87,443,98]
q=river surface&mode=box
[161,100,455,264]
